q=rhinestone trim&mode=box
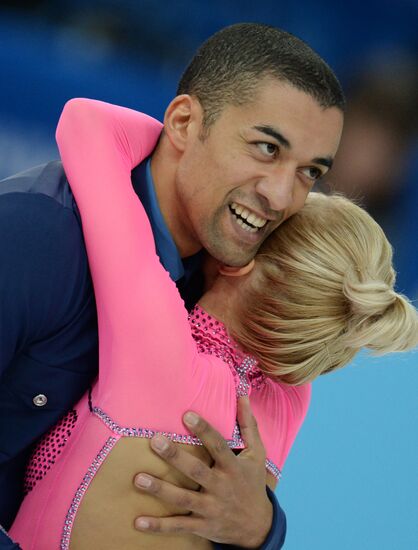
[92,407,281,479]
[93,406,205,445]
[266,459,282,480]
[60,436,117,550]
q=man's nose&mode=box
[255,166,295,212]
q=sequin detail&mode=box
[24,410,78,495]
[188,306,281,479]
[60,437,117,550]
[188,305,266,396]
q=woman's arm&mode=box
[56,99,213,427]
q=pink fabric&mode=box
[10,99,310,549]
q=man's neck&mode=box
[150,139,201,259]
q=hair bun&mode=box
[343,267,396,317]
[341,272,418,354]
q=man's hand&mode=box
[133,397,273,548]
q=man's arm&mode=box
[134,398,286,549]
[0,190,94,375]
[0,189,97,537]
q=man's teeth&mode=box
[230,202,267,229]
[236,218,258,233]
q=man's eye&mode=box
[257,142,278,157]
[301,166,323,181]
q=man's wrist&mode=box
[244,495,273,549]
[254,486,286,550]
[221,488,286,550]
[213,487,280,550]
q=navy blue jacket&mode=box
[0,161,285,549]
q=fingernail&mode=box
[135,474,152,488]
[152,435,169,451]
[184,411,199,426]
[135,518,149,530]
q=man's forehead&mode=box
[212,81,343,150]
[226,80,333,124]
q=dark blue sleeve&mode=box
[0,527,21,550]
[213,487,286,550]
[0,191,93,373]
[0,191,98,533]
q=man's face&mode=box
[175,79,344,266]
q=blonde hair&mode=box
[232,193,418,385]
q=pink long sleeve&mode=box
[56,99,235,432]
[55,98,308,467]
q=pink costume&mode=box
[10,99,311,549]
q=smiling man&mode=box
[0,23,344,550]
[155,78,342,268]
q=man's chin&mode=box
[208,244,258,268]
[204,217,264,266]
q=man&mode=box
[0,23,344,549]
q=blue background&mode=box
[0,2,417,548]
[280,350,417,549]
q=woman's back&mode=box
[11,306,308,549]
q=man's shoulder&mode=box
[0,161,85,254]
[0,162,92,332]
[0,160,76,212]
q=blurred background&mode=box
[0,1,417,548]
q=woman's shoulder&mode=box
[262,377,312,421]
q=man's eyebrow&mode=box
[312,156,333,169]
[253,125,291,149]
[253,126,334,169]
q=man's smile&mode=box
[229,202,269,233]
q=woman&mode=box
[10,99,418,549]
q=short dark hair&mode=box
[177,23,345,129]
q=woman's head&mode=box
[231,192,418,385]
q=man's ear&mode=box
[163,94,203,152]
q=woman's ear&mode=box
[218,259,255,277]
[163,94,203,152]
